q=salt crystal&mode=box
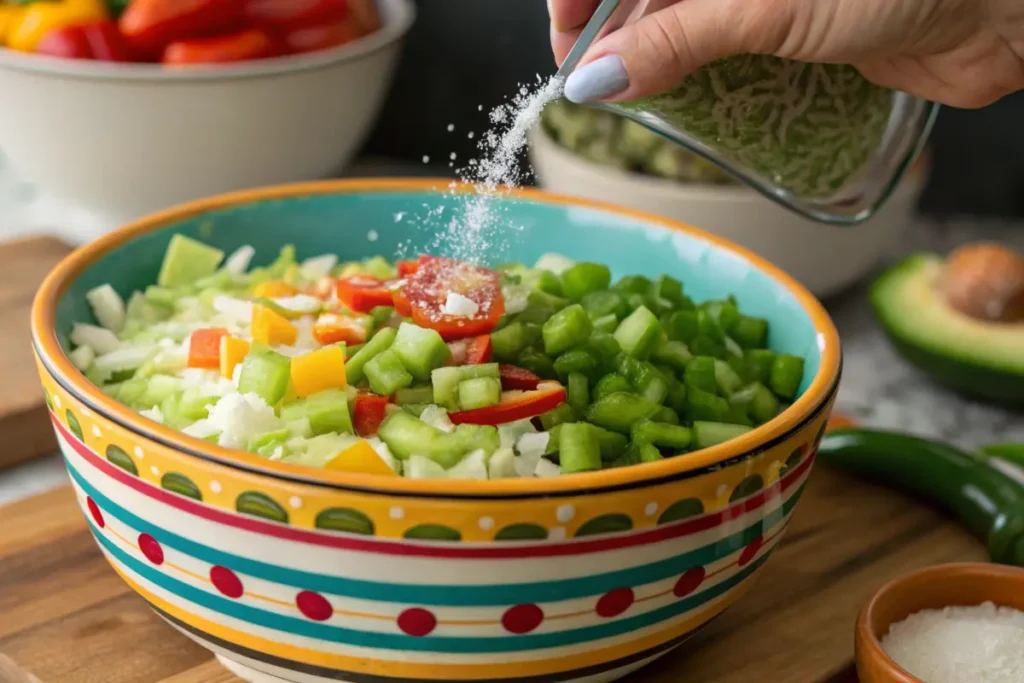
[441,292,479,318]
[447,124,455,132]
[424,75,564,263]
[422,155,430,164]
[881,602,1024,683]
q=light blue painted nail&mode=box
[564,55,629,103]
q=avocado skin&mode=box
[871,254,1024,408]
[883,334,1024,407]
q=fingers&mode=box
[564,0,792,102]
[549,0,601,32]
[549,0,599,64]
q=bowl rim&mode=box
[32,178,841,499]
[0,0,415,83]
[855,562,1024,682]
[527,121,930,203]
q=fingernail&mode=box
[564,55,629,103]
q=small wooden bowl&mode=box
[855,562,1024,682]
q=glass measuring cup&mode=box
[560,0,938,225]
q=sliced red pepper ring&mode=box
[187,328,229,369]
[499,364,541,391]
[399,257,504,341]
[312,313,370,345]
[353,392,390,437]
[336,276,397,313]
[448,383,566,426]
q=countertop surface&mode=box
[1,157,1021,507]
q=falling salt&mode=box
[449,152,457,160]
[447,124,455,132]
[420,75,564,263]
[467,132,475,139]
[367,230,379,242]
[421,155,430,164]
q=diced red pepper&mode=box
[396,260,420,277]
[312,313,369,345]
[446,335,491,365]
[353,392,389,437]
[278,18,360,54]
[499,364,541,391]
[335,276,396,313]
[448,383,566,426]
[120,0,247,57]
[36,21,133,62]
[464,335,492,365]
[187,328,229,369]
[244,0,348,27]
[163,28,277,64]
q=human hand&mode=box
[551,0,1024,108]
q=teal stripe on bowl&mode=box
[68,458,800,606]
[91,516,771,653]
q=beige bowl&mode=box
[0,0,414,238]
[529,125,928,298]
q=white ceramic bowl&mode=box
[0,0,414,238]
[529,125,928,298]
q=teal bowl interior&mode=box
[53,187,822,395]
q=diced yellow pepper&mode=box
[219,336,250,380]
[7,0,108,52]
[0,5,25,45]
[290,345,347,398]
[251,304,298,346]
[252,280,299,299]
[325,440,396,476]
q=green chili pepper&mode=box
[818,428,1024,567]
[977,443,1024,468]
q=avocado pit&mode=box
[942,243,1024,324]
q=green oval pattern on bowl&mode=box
[730,474,764,502]
[576,513,633,537]
[403,524,462,542]
[162,473,203,501]
[105,445,138,476]
[236,491,288,524]
[315,508,375,535]
[658,498,705,525]
[66,410,83,441]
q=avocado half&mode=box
[871,254,1024,407]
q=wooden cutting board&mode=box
[0,236,74,472]
[0,466,986,683]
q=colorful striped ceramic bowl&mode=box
[31,179,841,683]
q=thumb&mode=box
[563,0,790,103]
